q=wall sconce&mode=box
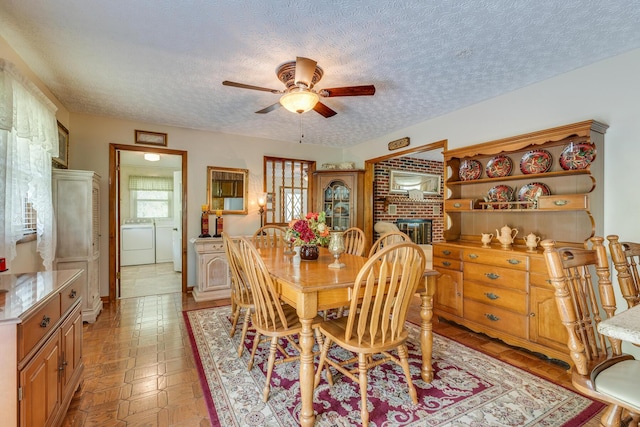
[257,192,267,229]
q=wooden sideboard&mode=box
[434,120,608,364]
[0,269,84,427]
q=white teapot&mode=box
[496,225,518,248]
[525,233,541,251]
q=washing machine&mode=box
[120,219,155,266]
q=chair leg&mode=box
[358,353,369,427]
[230,308,241,339]
[599,403,625,427]
[237,309,251,357]
[248,331,261,371]
[263,337,278,402]
[314,337,332,389]
[397,344,417,404]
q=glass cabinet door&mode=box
[322,180,351,231]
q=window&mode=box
[22,196,37,236]
[263,157,315,224]
[128,176,173,219]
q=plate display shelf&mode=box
[433,120,608,366]
[442,120,608,245]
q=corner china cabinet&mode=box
[313,170,364,231]
[434,120,607,365]
[52,170,103,323]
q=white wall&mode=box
[68,113,344,294]
[345,47,640,357]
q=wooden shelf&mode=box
[446,168,591,186]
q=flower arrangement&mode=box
[287,212,330,246]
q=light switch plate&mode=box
[388,204,397,215]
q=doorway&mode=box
[363,139,447,246]
[108,144,188,302]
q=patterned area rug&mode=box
[184,306,603,427]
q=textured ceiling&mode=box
[1,1,639,147]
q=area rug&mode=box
[183,306,604,426]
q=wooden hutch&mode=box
[433,120,608,364]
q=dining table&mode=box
[597,304,640,345]
[257,245,438,427]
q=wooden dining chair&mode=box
[222,233,254,356]
[541,238,640,427]
[607,235,640,309]
[252,224,287,248]
[314,242,426,427]
[235,237,326,402]
[342,227,366,257]
[367,230,411,258]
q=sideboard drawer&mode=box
[463,263,527,291]
[462,248,528,270]
[433,256,462,271]
[432,244,462,260]
[464,299,527,339]
[464,281,527,314]
[445,199,477,211]
[18,294,61,361]
[60,285,81,314]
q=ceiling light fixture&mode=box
[144,153,160,162]
[279,87,319,114]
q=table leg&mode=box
[298,317,316,426]
[419,275,436,383]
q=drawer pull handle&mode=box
[453,203,461,208]
[507,259,521,265]
[442,250,451,255]
[485,272,500,280]
[484,292,499,300]
[546,279,552,284]
[553,200,569,206]
[442,261,451,267]
[69,289,77,298]
[485,313,500,322]
[468,253,479,259]
[40,315,51,328]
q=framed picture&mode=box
[135,129,167,146]
[389,170,441,195]
[53,121,69,169]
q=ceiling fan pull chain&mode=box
[299,113,304,143]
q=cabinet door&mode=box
[60,306,83,397]
[433,267,463,317]
[529,285,568,352]
[203,253,230,292]
[20,334,61,427]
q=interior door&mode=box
[172,170,182,272]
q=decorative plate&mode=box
[520,149,553,174]
[487,185,514,202]
[518,182,551,201]
[485,155,513,178]
[459,159,482,181]
[559,141,596,170]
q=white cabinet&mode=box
[191,237,231,301]
[52,170,103,323]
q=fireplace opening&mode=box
[396,219,433,244]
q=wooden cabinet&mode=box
[191,237,231,301]
[52,170,103,323]
[313,170,364,231]
[0,270,84,427]
[433,121,606,365]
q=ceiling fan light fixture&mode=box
[279,89,319,114]
[143,153,160,162]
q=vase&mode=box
[299,244,319,261]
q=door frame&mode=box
[108,143,188,301]
[363,139,447,247]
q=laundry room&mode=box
[118,151,183,298]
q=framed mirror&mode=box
[207,166,248,214]
[389,169,441,195]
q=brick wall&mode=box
[374,157,444,242]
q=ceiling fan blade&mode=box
[294,57,317,88]
[321,85,376,97]
[255,102,282,114]
[313,102,337,118]
[222,80,282,93]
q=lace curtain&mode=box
[0,59,58,269]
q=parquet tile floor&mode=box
[62,293,603,426]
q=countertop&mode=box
[0,269,82,323]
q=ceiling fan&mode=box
[222,57,375,117]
